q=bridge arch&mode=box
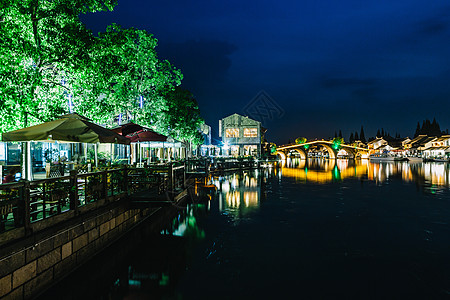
[276,151,286,161]
[317,143,337,160]
[338,147,356,159]
[288,148,307,160]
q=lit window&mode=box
[225,128,239,138]
[244,145,257,155]
[230,145,240,156]
[243,128,257,137]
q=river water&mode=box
[39,159,450,299]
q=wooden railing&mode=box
[0,163,185,236]
[186,157,259,173]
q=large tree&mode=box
[156,87,204,147]
[0,0,117,132]
[80,24,183,126]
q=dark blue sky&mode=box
[81,0,450,144]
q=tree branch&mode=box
[42,78,71,91]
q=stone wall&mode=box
[0,204,155,299]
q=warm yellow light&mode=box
[243,128,258,137]
[225,128,239,138]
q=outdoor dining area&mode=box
[0,113,187,181]
[0,114,188,234]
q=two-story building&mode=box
[219,113,265,157]
[404,135,437,156]
[367,137,389,151]
[422,135,450,158]
[367,136,406,156]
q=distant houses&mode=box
[366,134,450,159]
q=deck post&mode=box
[183,164,186,189]
[168,163,174,196]
[22,180,31,233]
[102,170,108,201]
[69,170,79,215]
[123,165,129,195]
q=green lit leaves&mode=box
[0,0,117,131]
[295,137,309,150]
[270,143,277,154]
[295,137,307,144]
[332,137,344,150]
[84,24,182,126]
[0,1,199,145]
[155,87,204,145]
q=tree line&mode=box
[335,126,366,144]
[0,1,204,145]
[414,118,448,137]
[337,119,448,144]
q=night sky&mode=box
[81,0,450,144]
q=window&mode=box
[225,128,239,138]
[243,128,258,137]
[230,145,240,156]
[244,145,257,155]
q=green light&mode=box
[332,137,343,150]
[159,273,169,286]
[295,137,307,144]
[332,166,341,180]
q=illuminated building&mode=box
[219,113,266,157]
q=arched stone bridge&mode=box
[276,140,370,160]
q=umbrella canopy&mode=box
[112,122,168,143]
[111,122,144,137]
[2,113,130,144]
[128,130,168,143]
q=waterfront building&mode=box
[368,136,407,157]
[352,140,367,148]
[403,135,437,156]
[422,135,450,158]
[219,113,266,157]
[401,137,412,148]
[199,124,219,156]
[368,137,398,152]
[367,137,389,151]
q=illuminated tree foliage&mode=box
[295,137,309,150]
[270,143,277,154]
[0,0,117,132]
[295,137,307,144]
[0,2,193,143]
[80,24,183,126]
[155,87,204,146]
[332,137,344,150]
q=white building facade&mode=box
[219,113,264,157]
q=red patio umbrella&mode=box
[112,122,168,142]
[127,129,168,143]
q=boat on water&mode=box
[424,157,449,163]
[407,156,423,163]
[369,153,398,162]
[433,158,448,163]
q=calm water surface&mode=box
[40,159,450,299]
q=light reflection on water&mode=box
[212,171,262,212]
[283,158,450,189]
